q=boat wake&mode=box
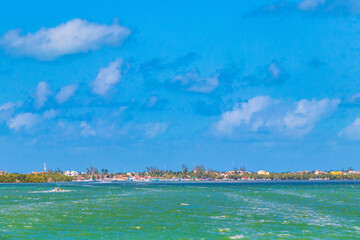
[29,190,74,193]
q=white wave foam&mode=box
[211,215,227,219]
[230,235,244,239]
[29,190,74,193]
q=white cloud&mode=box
[91,59,123,96]
[349,92,360,103]
[268,63,280,78]
[249,0,360,16]
[0,102,18,111]
[283,98,340,134]
[298,0,326,11]
[43,109,58,120]
[1,19,131,60]
[146,96,158,108]
[34,81,51,108]
[172,72,219,93]
[213,97,340,137]
[55,84,78,104]
[252,118,265,131]
[7,113,40,130]
[189,75,219,93]
[7,109,59,131]
[80,121,96,137]
[215,96,272,134]
[142,122,168,138]
[339,118,360,140]
[0,102,22,122]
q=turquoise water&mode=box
[0,181,359,239]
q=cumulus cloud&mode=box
[7,109,58,131]
[34,82,52,108]
[7,113,40,130]
[248,0,360,16]
[142,122,169,138]
[283,98,340,134]
[298,0,326,10]
[55,84,78,104]
[0,102,18,111]
[0,19,131,60]
[172,71,219,93]
[214,96,272,134]
[213,97,340,137]
[91,59,123,96]
[80,121,96,137]
[339,118,360,140]
[349,93,360,103]
[146,96,158,108]
[0,102,22,122]
[246,61,289,86]
[43,109,58,120]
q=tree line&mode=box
[0,173,74,183]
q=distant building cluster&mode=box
[1,164,360,182]
[63,171,79,177]
[257,170,270,175]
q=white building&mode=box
[257,170,269,175]
[63,170,79,176]
[315,170,326,175]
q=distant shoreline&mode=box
[1,170,360,183]
[1,179,360,185]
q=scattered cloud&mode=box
[349,93,360,103]
[7,113,41,130]
[7,109,59,131]
[0,102,17,111]
[0,102,22,112]
[298,0,326,11]
[339,117,360,140]
[55,84,78,104]
[283,98,340,134]
[214,96,272,134]
[146,95,158,108]
[34,81,52,109]
[91,58,123,96]
[171,71,219,93]
[248,0,360,16]
[80,121,96,137]
[0,19,131,60]
[43,109,58,120]
[143,95,168,111]
[214,97,340,137]
[0,102,22,122]
[141,122,169,138]
[246,60,289,86]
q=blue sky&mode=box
[0,0,360,173]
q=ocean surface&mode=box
[0,181,359,239]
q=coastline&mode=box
[2,179,360,185]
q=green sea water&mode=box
[0,181,359,239]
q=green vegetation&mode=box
[240,172,360,181]
[1,165,359,183]
[0,173,74,183]
[136,165,360,181]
